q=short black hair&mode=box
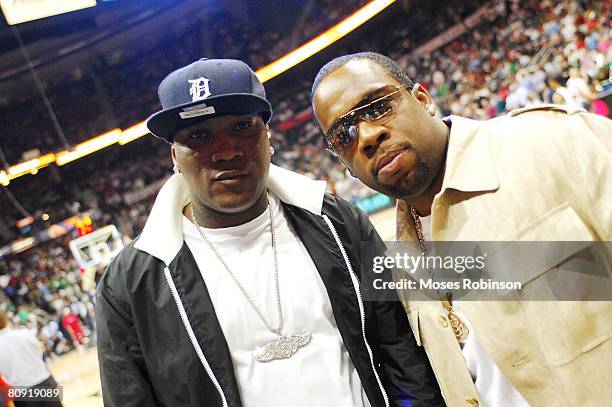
[310,52,414,104]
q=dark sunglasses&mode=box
[324,85,403,151]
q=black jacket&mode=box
[96,170,443,407]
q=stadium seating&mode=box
[0,0,610,354]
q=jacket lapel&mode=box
[396,116,500,242]
[282,202,385,407]
[168,243,243,407]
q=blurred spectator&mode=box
[0,373,15,407]
[60,307,85,348]
[0,309,63,407]
[545,76,576,106]
[566,66,598,108]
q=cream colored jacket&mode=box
[394,105,612,407]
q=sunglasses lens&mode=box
[326,87,399,151]
[364,98,393,121]
[327,122,355,150]
[327,128,345,149]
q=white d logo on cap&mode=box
[188,77,211,101]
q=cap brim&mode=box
[146,93,272,142]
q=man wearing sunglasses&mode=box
[311,52,612,406]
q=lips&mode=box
[375,150,405,176]
[374,150,415,185]
[214,170,248,181]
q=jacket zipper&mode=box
[164,267,228,407]
[322,215,390,407]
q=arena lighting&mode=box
[55,128,122,166]
[1,0,395,184]
[0,0,97,25]
[3,153,56,183]
[256,0,396,82]
[118,121,149,145]
[11,237,36,254]
[116,0,396,145]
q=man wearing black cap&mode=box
[95,58,443,407]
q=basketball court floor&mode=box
[48,348,102,407]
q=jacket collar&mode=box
[396,115,499,240]
[135,164,327,265]
[439,115,499,193]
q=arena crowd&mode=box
[0,0,610,357]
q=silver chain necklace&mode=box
[190,193,311,362]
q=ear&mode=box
[411,83,436,115]
[170,143,178,167]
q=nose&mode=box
[212,149,243,163]
[358,121,389,156]
[211,138,243,163]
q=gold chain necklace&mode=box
[409,206,469,341]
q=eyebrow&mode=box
[175,126,209,139]
[174,115,259,138]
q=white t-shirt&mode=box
[182,193,371,407]
[566,76,591,106]
[419,215,530,406]
[0,328,50,387]
[554,86,581,109]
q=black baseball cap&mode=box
[146,58,272,142]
